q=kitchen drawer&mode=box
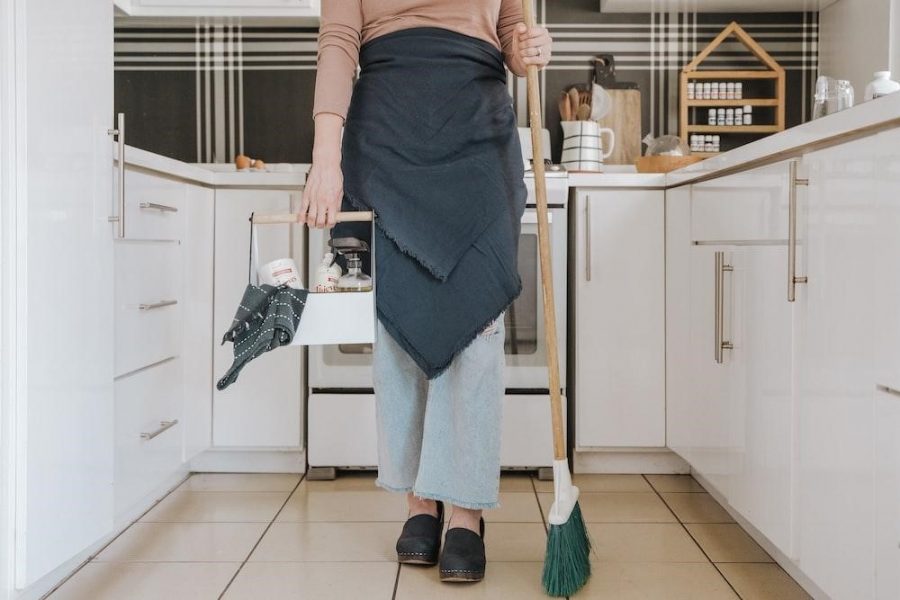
[114,357,184,517]
[118,167,185,241]
[691,161,792,242]
[115,241,182,376]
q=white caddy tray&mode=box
[252,211,376,346]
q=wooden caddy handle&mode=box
[251,211,374,225]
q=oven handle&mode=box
[521,211,552,224]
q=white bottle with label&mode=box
[864,71,900,101]
[314,252,343,293]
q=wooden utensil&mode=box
[567,87,581,121]
[559,92,572,122]
[575,103,592,121]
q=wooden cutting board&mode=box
[597,89,641,165]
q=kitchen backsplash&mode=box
[114,2,818,164]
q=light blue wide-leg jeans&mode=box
[372,315,505,510]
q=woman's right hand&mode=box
[303,112,346,228]
[302,159,343,229]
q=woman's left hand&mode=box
[513,23,552,69]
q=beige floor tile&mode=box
[578,562,739,599]
[483,523,548,562]
[140,491,289,523]
[95,522,266,562]
[499,473,536,492]
[276,489,409,522]
[645,474,706,493]
[538,492,677,523]
[533,474,652,493]
[49,562,239,600]
[301,472,379,492]
[177,473,301,492]
[396,562,547,599]
[222,562,397,599]
[718,563,812,600]
[686,524,774,563]
[249,522,399,562]
[587,523,707,563]
[662,493,735,524]
[483,492,543,523]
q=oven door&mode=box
[307,206,568,391]
[502,206,567,390]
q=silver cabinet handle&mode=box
[140,202,179,213]
[141,419,178,441]
[107,112,125,238]
[585,196,592,281]
[715,251,734,364]
[877,384,900,398]
[788,160,808,302]
[139,299,178,311]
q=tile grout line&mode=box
[390,562,401,600]
[216,473,307,600]
[640,474,745,600]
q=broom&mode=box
[519,1,592,596]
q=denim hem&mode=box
[409,489,501,510]
[374,478,413,494]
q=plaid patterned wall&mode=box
[114,2,818,163]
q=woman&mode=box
[303,1,552,583]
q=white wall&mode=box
[893,0,900,76]
[819,0,893,97]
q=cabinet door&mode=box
[796,144,877,600]
[574,190,665,448]
[212,189,304,447]
[874,385,900,600]
[182,184,215,461]
[728,245,794,557]
[665,186,694,459]
[15,0,115,587]
[686,245,737,498]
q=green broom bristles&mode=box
[541,502,592,597]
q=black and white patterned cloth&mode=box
[216,283,308,390]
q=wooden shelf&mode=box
[692,151,721,158]
[686,98,780,107]
[685,70,780,80]
[679,22,785,145]
[687,125,781,133]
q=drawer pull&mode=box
[877,384,900,398]
[138,299,178,311]
[715,251,733,364]
[141,419,178,441]
[788,161,808,302]
[140,202,179,213]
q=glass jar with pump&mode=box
[329,237,373,293]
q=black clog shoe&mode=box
[439,517,486,582]
[396,500,444,565]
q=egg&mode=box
[252,159,266,171]
[235,154,251,170]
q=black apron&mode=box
[334,26,527,379]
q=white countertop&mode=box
[114,143,309,187]
[571,92,900,190]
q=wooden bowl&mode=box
[634,155,704,173]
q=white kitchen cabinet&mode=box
[12,0,116,589]
[115,0,320,18]
[182,183,215,462]
[874,385,900,600]
[213,189,304,448]
[572,189,665,448]
[728,245,793,556]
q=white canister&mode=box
[260,258,304,289]
[864,71,900,101]
[560,120,615,171]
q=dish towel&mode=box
[334,26,528,380]
[216,283,308,390]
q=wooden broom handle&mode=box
[521,0,565,461]
[252,211,374,225]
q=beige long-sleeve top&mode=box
[313,0,525,121]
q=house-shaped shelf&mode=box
[680,21,785,154]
